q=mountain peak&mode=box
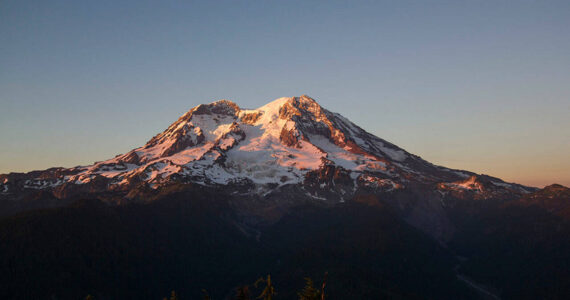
[191,99,240,116]
[255,95,319,114]
[544,183,568,190]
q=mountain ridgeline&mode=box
[1,96,569,299]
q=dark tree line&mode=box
[87,272,328,300]
[202,273,326,300]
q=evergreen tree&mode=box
[169,290,178,300]
[297,278,320,300]
[255,275,276,300]
[320,272,328,300]
[202,289,212,300]
[235,285,251,300]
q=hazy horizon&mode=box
[1,1,569,188]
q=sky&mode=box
[1,0,569,187]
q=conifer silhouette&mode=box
[169,290,178,300]
[202,289,212,300]
[297,278,320,300]
[320,272,328,300]
[255,275,276,300]
[235,285,251,300]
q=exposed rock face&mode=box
[240,111,262,124]
[304,164,353,187]
[0,95,539,241]
[121,151,141,164]
[437,174,531,201]
[160,126,206,157]
[279,127,300,147]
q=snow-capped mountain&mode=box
[0,95,539,241]
[0,95,531,199]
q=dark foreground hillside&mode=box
[0,191,472,300]
[448,185,570,299]
[1,186,570,299]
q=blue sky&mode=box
[1,0,569,187]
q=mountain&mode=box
[1,95,568,299]
[0,96,532,194]
[0,96,532,237]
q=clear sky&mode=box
[1,0,569,187]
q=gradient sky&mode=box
[1,0,569,187]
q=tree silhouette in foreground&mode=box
[320,272,328,300]
[255,275,276,300]
[162,290,178,300]
[202,289,212,300]
[297,278,320,300]
[160,273,328,300]
[235,285,251,300]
